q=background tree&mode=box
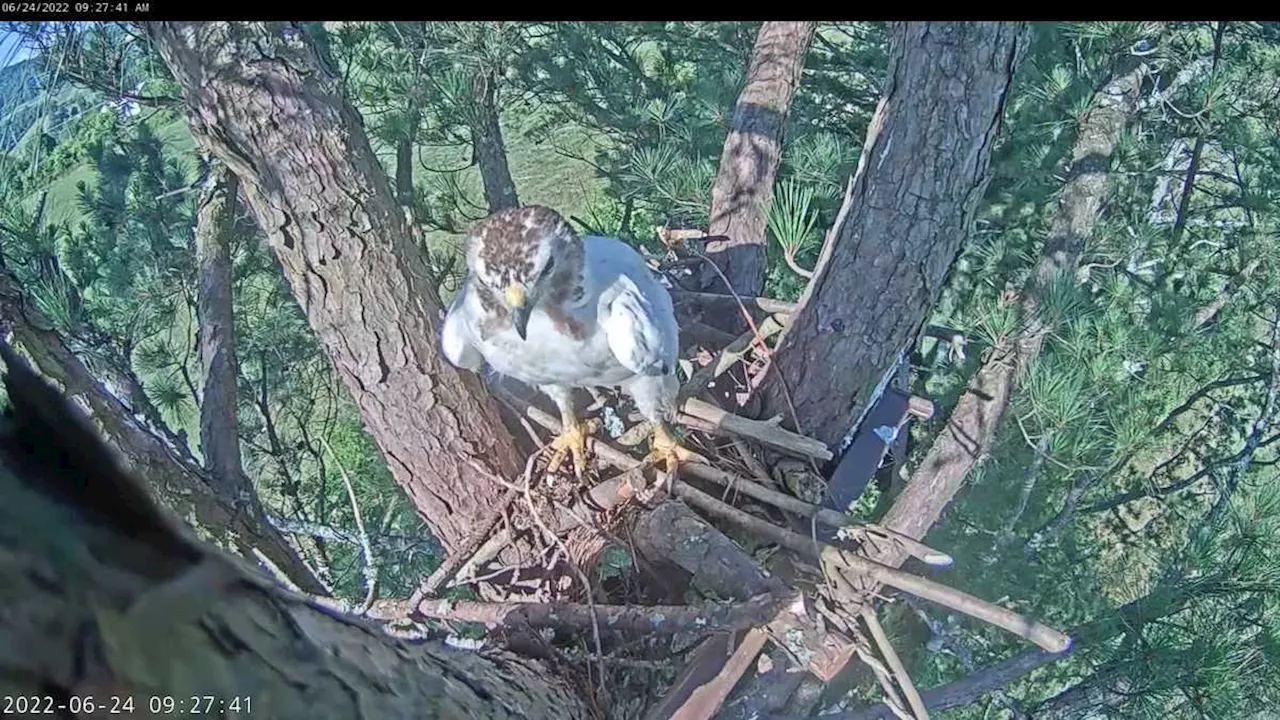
[147,21,526,556]
[334,21,526,229]
[701,21,815,298]
[757,21,1028,451]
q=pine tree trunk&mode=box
[194,163,248,498]
[472,69,520,213]
[701,21,815,298]
[0,265,326,595]
[148,22,525,554]
[0,351,588,720]
[758,22,1027,449]
[870,57,1148,564]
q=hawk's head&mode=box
[465,205,584,339]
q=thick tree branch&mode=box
[0,266,325,595]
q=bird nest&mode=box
[384,293,1071,720]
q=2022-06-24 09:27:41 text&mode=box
[3,694,254,716]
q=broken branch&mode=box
[862,606,930,720]
[682,397,833,461]
[673,482,1071,654]
[408,488,518,606]
[411,592,795,639]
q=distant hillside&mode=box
[0,58,101,154]
[0,58,43,151]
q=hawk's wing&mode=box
[603,273,679,378]
[441,280,485,371]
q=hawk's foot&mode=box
[645,423,707,487]
[547,419,598,479]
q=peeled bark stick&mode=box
[682,397,833,461]
[671,627,771,720]
[673,482,1072,654]
[412,592,796,639]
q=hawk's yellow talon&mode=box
[547,420,595,478]
[645,423,706,487]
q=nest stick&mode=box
[862,606,930,720]
[521,404,950,567]
[410,488,519,606]
[677,460,951,566]
[671,290,799,316]
[681,397,832,461]
[412,592,795,639]
[674,482,1072,654]
[670,627,771,720]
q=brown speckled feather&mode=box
[467,205,587,340]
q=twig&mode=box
[731,436,777,490]
[319,436,378,614]
[862,607,930,720]
[516,450,607,692]
[853,635,914,720]
[673,252,816,477]
[673,483,1072,653]
[408,488,519,611]
[676,458,951,567]
[450,530,514,588]
[520,402,949,567]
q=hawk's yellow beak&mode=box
[505,283,531,340]
[504,284,527,309]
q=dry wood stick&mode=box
[673,482,1072,654]
[411,592,796,639]
[862,607,930,720]
[676,461,952,567]
[409,488,519,606]
[671,627,771,720]
[682,397,832,461]
[672,290,799,316]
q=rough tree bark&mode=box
[194,162,249,498]
[758,22,1027,450]
[472,68,520,213]
[148,22,525,553]
[0,346,589,720]
[0,265,326,595]
[870,55,1148,558]
[701,21,815,298]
